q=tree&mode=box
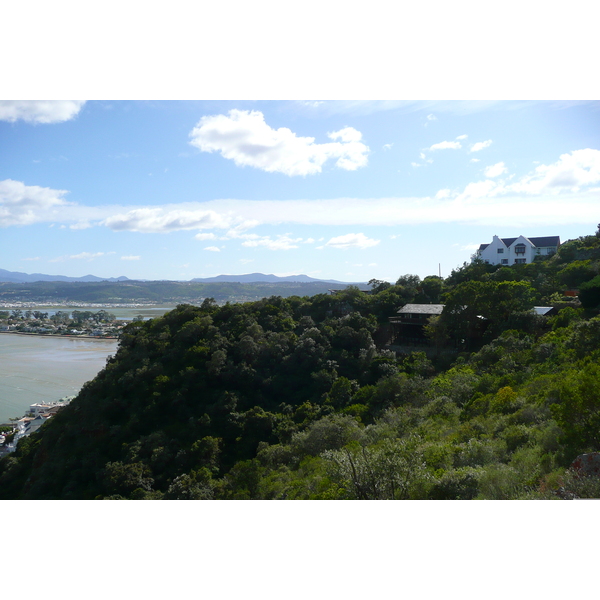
[322,436,431,499]
[420,276,444,303]
[578,276,600,309]
[441,280,537,347]
[551,363,600,453]
[368,279,392,294]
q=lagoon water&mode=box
[0,334,118,424]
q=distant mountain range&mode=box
[190,273,349,284]
[0,268,355,285]
[0,269,131,284]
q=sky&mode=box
[1,100,598,283]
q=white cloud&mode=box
[323,233,381,250]
[189,109,369,176]
[470,158,480,163]
[0,101,85,123]
[204,246,221,252]
[429,141,461,151]
[456,134,468,140]
[50,251,107,263]
[484,162,507,178]
[70,252,107,260]
[4,152,598,241]
[194,232,217,241]
[121,255,140,260]
[383,143,393,150]
[470,140,493,152]
[456,179,503,202]
[427,114,437,121]
[509,148,600,194]
[70,221,92,230]
[102,207,235,233]
[0,179,71,227]
[241,234,303,250]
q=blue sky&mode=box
[1,100,599,282]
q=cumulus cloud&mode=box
[470,140,493,152]
[323,233,381,250]
[428,141,462,151]
[189,109,369,176]
[102,207,235,233]
[0,179,71,226]
[70,221,92,230]
[121,255,140,260]
[194,232,217,241]
[0,101,86,123]
[484,162,507,178]
[509,148,600,194]
[456,134,468,140]
[455,179,503,202]
[4,151,598,241]
[204,246,221,252]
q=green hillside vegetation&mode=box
[2,228,600,500]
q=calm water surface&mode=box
[0,334,118,424]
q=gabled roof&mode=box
[397,304,445,315]
[503,236,560,248]
[479,236,560,251]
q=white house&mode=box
[477,235,560,266]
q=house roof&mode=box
[397,304,445,315]
[479,236,560,252]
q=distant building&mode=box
[388,303,558,346]
[389,304,445,345]
[477,235,560,266]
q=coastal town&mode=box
[0,307,135,338]
[0,397,74,457]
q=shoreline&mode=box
[0,331,118,340]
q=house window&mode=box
[501,259,508,265]
[514,258,526,264]
[497,248,504,254]
[514,243,526,255]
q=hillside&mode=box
[2,227,600,499]
[0,279,365,305]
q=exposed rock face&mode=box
[570,452,600,477]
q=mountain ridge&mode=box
[0,269,130,284]
[0,268,361,285]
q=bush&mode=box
[429,467,483,499]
